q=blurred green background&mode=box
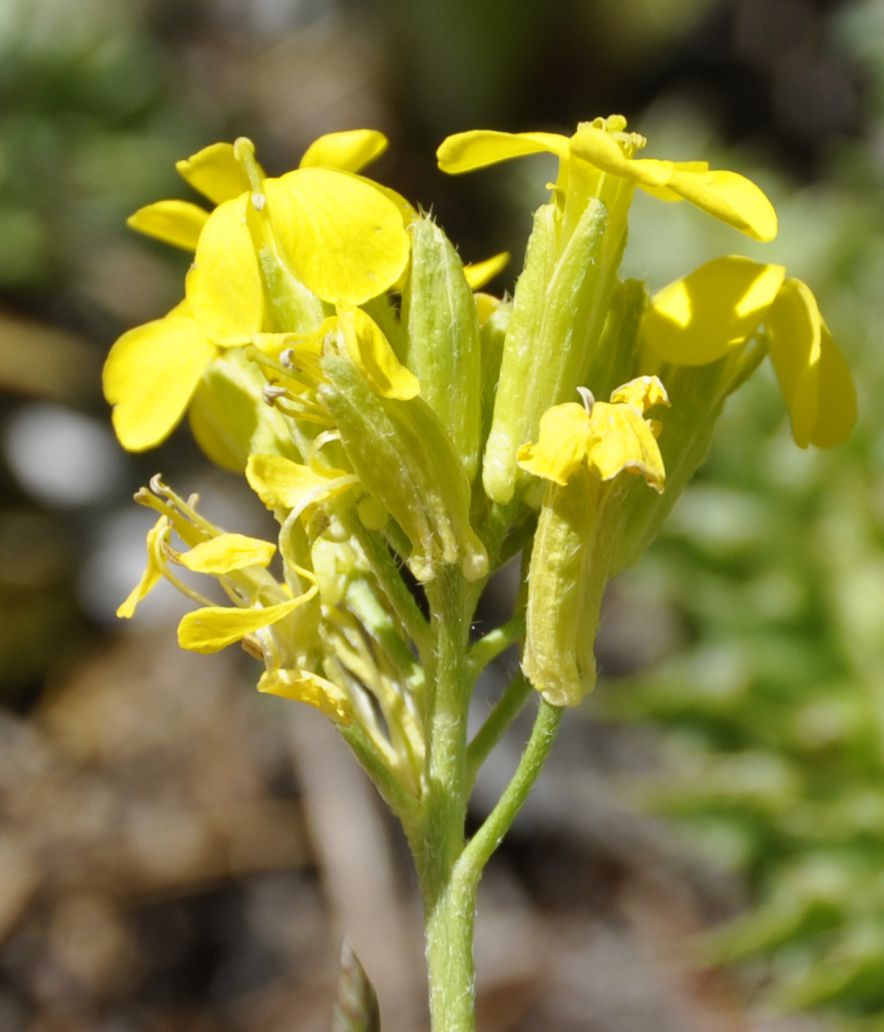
[0,0,881,1029]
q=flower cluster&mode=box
[105,119,856,797]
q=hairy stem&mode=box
[417,566,477,1031]
[458,700,563,885]
[466,672,533,785]
[467,611,526,677]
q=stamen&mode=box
[263,384,289,405]
[577,386,595,413]
[241,636,265,661]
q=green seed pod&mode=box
[319,351,488,583]
[401,215,482,480]
[483,196,619,504]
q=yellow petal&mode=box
[807,324,857,448]
[337,303,420,400]
[642,256,786,366]
[587,402,665,492]
[246,454,357,516]
[187,194,264,344]
[436,129,570,173]
[635,159,710,202]
[258,667,352,724]
[656,167,778,242]
[765,279,857,448]
[609,375,670,414]
[474,292,501,326]
[264,168,410,305]
[103,312,216,451]
[463,251,510,290]
[187,348,295,472]
[299,129,388,173]
[116,516,171,618]
[178,596,312,654]
[127,200,208,251]
[371,181,418,230]
[569,125,672,187]
[516,402,593,485]
[179,533,276,574]
[176,141,255,205]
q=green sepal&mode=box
[523,471,606,706]
[319,351,488,583]
[583,278,647,400]
[402,215,482,480]
[245,193,326,332]
[481,203,555,504]
[478,296,510,444]
[188,350,296,472]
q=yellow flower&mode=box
[102,199,263,451]
[438,115,777,242]
[440,115,774,505]
[117,481,344,720]
[129,129,410,304]
[517,375,669,493]
[105,131,415,453]
[518,377,669,709]
[118,508,280,622]
[116,514,173,619]
[641,256,857,448]
[130,129,386,245]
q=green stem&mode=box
[406,560,562,1032]
[420,698,562,1031]
[466,672,533,784]
[457,700,563,885]
[467,611,525,677]
[423,874,479,1032]
[417,565,477,1032]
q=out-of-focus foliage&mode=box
[602,1,884,1024]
